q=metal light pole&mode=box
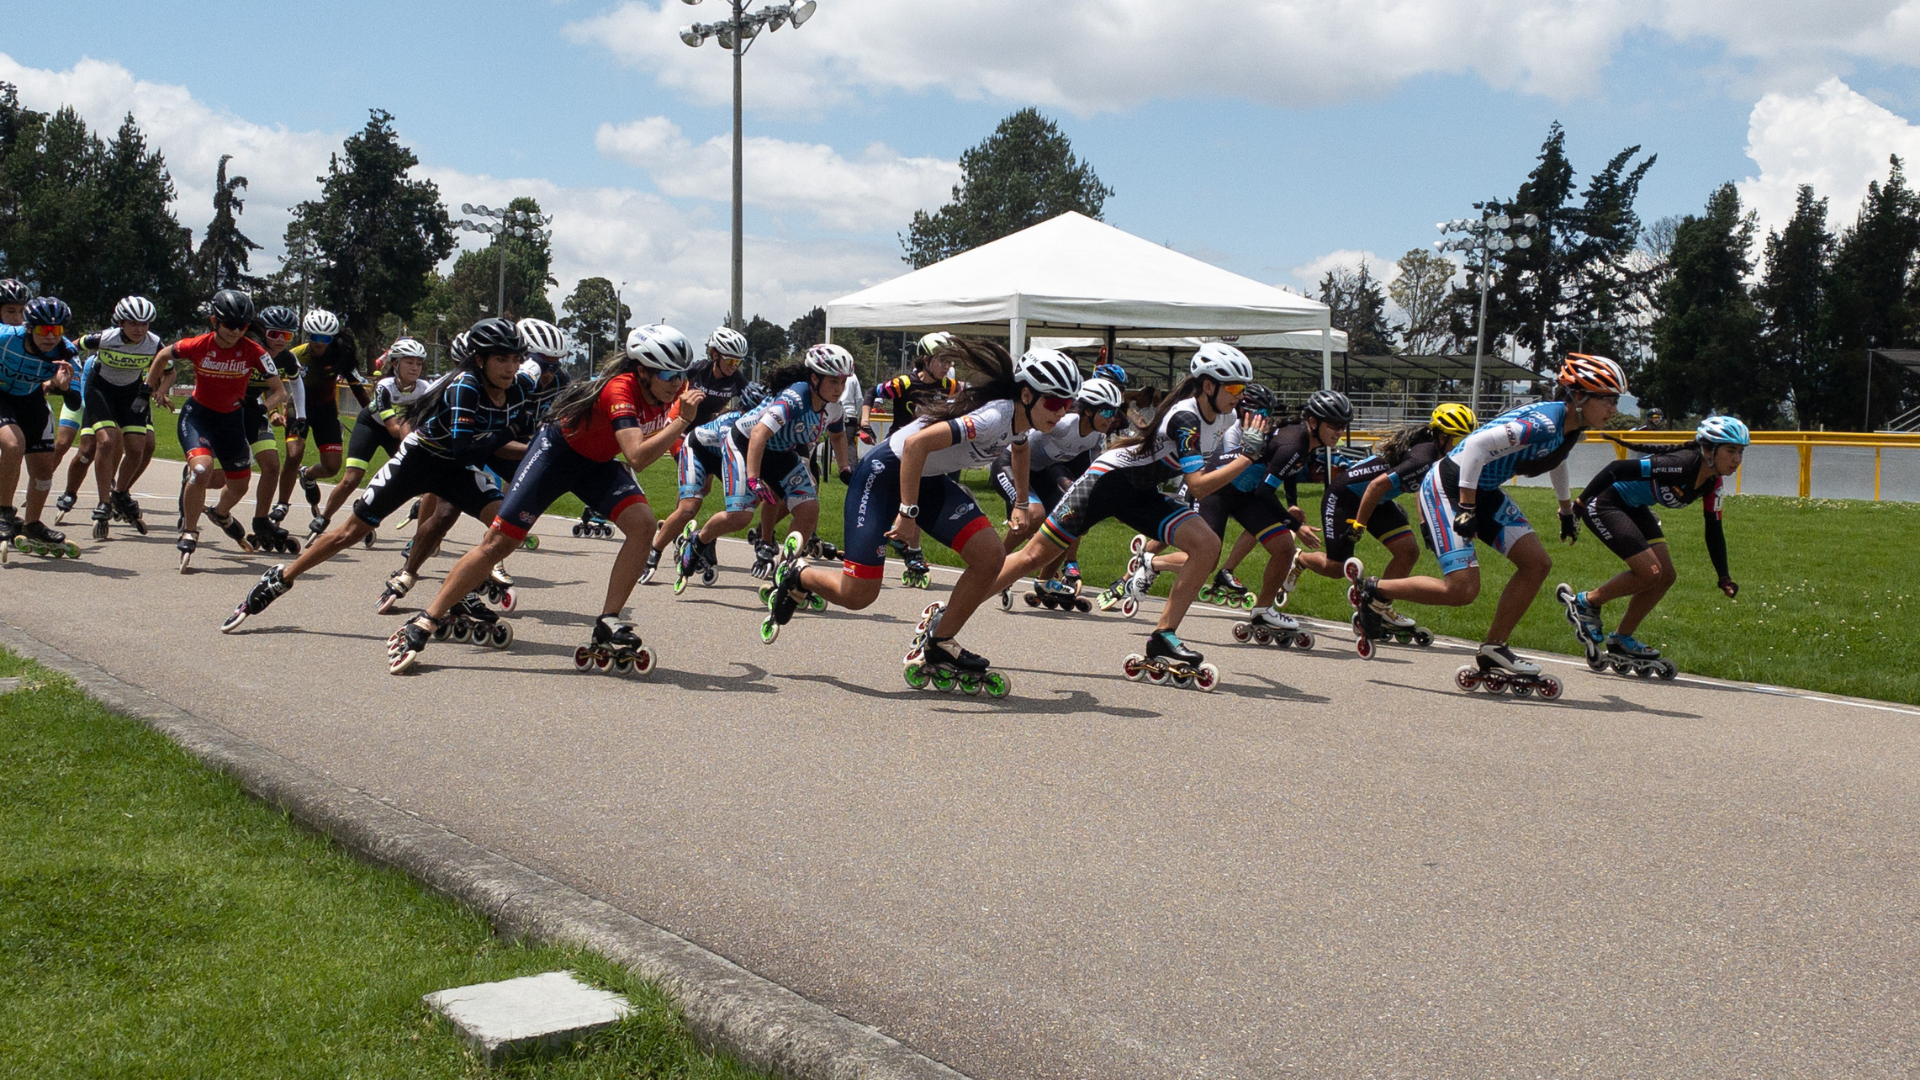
[679,0,820,330]
[1436,211,1540,415]
[454,203,554,318]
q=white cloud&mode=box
[1288,249,1401,293]
[1738,76,1920,233]
[568,0,1920,116]
[594,116,958,231]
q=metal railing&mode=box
[1597,430,1920,501]
[1272,388,1538,424]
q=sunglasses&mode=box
[308,333,334,344]
[265,329,295,342]
[654,369,691,382]
[31,324,64,337]
[1041,396,1073,412]
[1222,382,1248,395]
[1093,406,1122,419]
[217,319,249,331]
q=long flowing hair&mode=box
[761,360,812,398]
[1108,376,1204,453]
[920,338,1021,422]
[547,349,652,431]
[1372,422,1439,466]
[408,347,489,422]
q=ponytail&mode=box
[548,352,641,430]
[921,339,1020,422]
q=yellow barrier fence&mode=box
[1597,430,1920,500]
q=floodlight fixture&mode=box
[681,25,705,45]
[791,0,816,26]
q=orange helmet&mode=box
[1559,353,1626,395]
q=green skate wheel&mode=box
[931,669,957,692]
[522,534,539,551]
[957,674,981,695]
[673,574,688,595]
[760,618,780,644]
[983,671,1011,698]
[808,594,827,611]
[904,663,929,689]
[758,584,772,606]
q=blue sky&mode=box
[14,0,1920,333]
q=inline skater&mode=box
[760,340,1079,696]
[991,344,1265,691]
[222,317,538,637]
[873,332,964,586]
[1200,382,1277,608]
[280,309,369,526]
[993,375,1125,611]
[0,296,80,557]
[675,343,853,592]
[147,290,288,570]
[644,326,751,578]
[307,337,430,545]
[383,323,702,675]
[236,305,306,553]
[1555,416,1747,679]
[1297,403,1477,649]
[1354,354,1623,696]
[69,296,165,539]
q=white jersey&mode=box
[1027,413,1106,469]
[886,398,1019,477]
[1095,397,1238,484]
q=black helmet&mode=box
[1239,383,1275,414]
[1304,389,1354,427]
[209,289,255,326]
[466,317,522,356]
[0,279,32,305]
[739,381,771,410]
[257,305,299,333]
[24,296,72,327]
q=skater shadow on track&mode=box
[778,671,1164,717]
[2,559,139,580]
[649,661,782,695]
[991,663,1334,705]
[1387,681,1702,719]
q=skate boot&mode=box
[1200,567,1255,608]
[1123,629,1220,691]
[386,613,437,674]
[804,535,840,562]
[53,491,78,525]
[758,532,823,644]
[111,490,148,535]
[375,568,416,614]
[362,527,376,550]
[639,546,664,585]
[395,498,420,532]
[1024,576,1091,613]
[748,539,778,580]
[1232,605,1314,649]
[91,502,112,541]
[250,517,301,555]
[479,562,516,610]
[205,507,255,552]
[440,593,513,649]
[572,507,614,538]
[904,636,1010,697]
[222,565,292,632]
[176,529,199,572]
[13,519,80,559]
[900,546,931,589]
[574,613,656,676]
[306,513,330,542]
[267,500,290,525]
[1454,643,1564,699]
[673,522,718,594]
[1276,552,1304,608]
[298,470,322,515]
[1061,560,1083,592]
[1604,633,1677,680]
[1556,583,1607,669]
[1370,598,1431,647]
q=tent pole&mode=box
[1321,324,1333,391]
[1010,317,1027,358]
[1105,326,1116,370]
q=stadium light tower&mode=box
[456,203,555,317]
[678,0,819,331]
[1436,211,1540,415]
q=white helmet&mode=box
[517,317,569,358]
[708,326,749,360]
[113,295,156,324]
[917,331,954,358]
[449,331,472,366]
[1014,348,1083,398]
[303,309,341,336]
[387,337,427,361]
[625,323,694,372]
[804,343,855,377]
[1190,342,1253,384]
[1075,376,1124,410]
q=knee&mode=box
[1444,574,1481,605]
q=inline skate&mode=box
[1061,560,1082,591]
[205,507,255,552]
[1097,539,1158,618]
[222,565,292,632]
[904,635,1010,697]
[572,507,615,538]
[1122,629,1220,692]
[90,502,112,541]
[1555,583,1607,669]
[267,500,290,525]
[53,491,77,525]
[574,614,655,676]
[298,470,322,516]
[176,529,198,572]
[1199,567,1256,608]
[375,568,416,614]
[478,562,516,610]
[250,516,301,554]
[9,518,80,559]
[1231,606,1314,649]
[386,614,436,674]
[111,490,148,535]
[1602,633,1677,680]
[673,521,718,594]
[1022,577,1092,613]
[804,535,840,562]
[362,527,376,550]
[1453,643,1564,699]
[1345,558,1432,657]
[900,546,932,589]
[306,513,330,542]
[433,592,513,649]
[748,538,778,580]
[639,546,663,585]
[758,532,824,644]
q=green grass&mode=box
[0,649,764,1080]
[134,403,1920,703]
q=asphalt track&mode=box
[8,483,1920,1079]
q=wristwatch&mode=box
[899,503,920,519]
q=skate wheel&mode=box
[1251,628,1272,646]
[673,575,688,595]
[220,609,246,634]
[593,652,612,671]
[1193,663,1220,693]
[499,588,516,612]
[572,525,585,537]
[931,669,957,693]
[376,592,397,614]
[1610,661,1629,674]
[1348,584,1362,608]
[1355,634,1375,660]
[1511,680,1536,698]
[701,568,717,585]
[760,618,780,645]
[451,622,472,644]
[388,652,420,675]
[1074,599,1091,613]
[1635,665,1654,679]
[613,656,634,675]
[1586,652,1608,672]
[759,585,773,605]
[633,648,655,675]
[1173,673,1195,690]
[1144,665,1169,686]
[490,623,513,648]
[431,622,450,642]
[1024,593,1042,608]
[1537,674,1565,699]
[1294,632,1314,650]
[1231,623,1252,643]
[958,674,981,695]
[984,672,1011,698]
[1129,534,1148,556]
[523,535,539,551]
[904,663,929,689]
[1481,671,1510,694]
[1454,665,1480,692]
[1123,654,1146,681]
[1343,557,1364,584]
[1241,595,1256,609]
[1412,629,1433,647]
[808,595,826,612]
[921,601,942,619]
[1657,661,1677,681]
[574,646,594,671]
[1119,598,1138,618]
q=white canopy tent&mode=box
[826,212,1338,388]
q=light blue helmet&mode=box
[1695,415,1751,446]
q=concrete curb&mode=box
[0,622,973,1080]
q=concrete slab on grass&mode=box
[425,970,631,1065]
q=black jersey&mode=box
[688,358,749,427]
[1338,436,1445,500]
[1256,422,1340,504]
[410,369,541,464]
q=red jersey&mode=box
[560,372,675,462]
[175,333,271,413]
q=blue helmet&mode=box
[1695,415,1751,447]
[738,381,771,410]
[1093,362,1127,386]
[24,296,71,327]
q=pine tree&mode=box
[1817,157,1920,430]
[1319,263,1395,356]
[95,114,194,330]
[787,307,826,351]
[558,276,630,369]
[1756,187,1832,428]
[194,154,260,293]
[1641,183,1774,423]
[903,109,1112,268]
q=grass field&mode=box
[0,647,762,1080]
[125,407,1920,705]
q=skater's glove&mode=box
[1236,425,1267,462]
[1336,518,1365,543]
[1451,504,1480,536]
[839,467,854,485]
[858,425,876,444]
[746,476,778,506]
[1559,510,1579,544]
[1719,577,1739,599]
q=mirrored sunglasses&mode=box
[31,324,64,337]
[308,333,335,344]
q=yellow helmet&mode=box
[1430,402,1478,438]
